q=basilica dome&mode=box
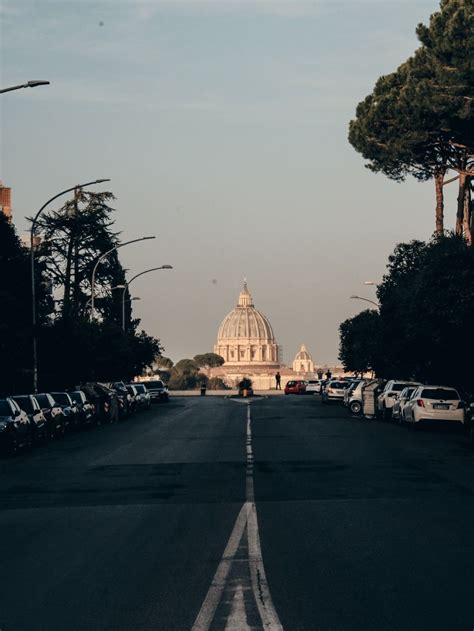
[214,282,279,366]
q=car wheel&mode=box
[349,400,362,416]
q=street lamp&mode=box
[90,237,156,318]
[0,80,50,94]
[30,179,110,393]
[350,295,379,309]
[121,265,173,330]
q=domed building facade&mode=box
[293,344,315,374]
[214,282,279,366]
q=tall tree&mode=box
[349,0,474,237]
[33,190,130,322]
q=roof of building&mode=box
[217,281,275,342]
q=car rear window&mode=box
[13,397,34,413]
[421,388,459,400]
[35,394,48,407]
[140,381,163,388]
[51,393,70,405]
[0,400,12,415]
[134,385,146,393]
[331,381,349,389]
[392,383,414,392]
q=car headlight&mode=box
[0,421,8,430]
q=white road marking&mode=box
[191,402,283,631]
[224,584,251,631]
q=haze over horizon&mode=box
[2,0,454,365]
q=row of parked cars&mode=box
[0,379,169,456]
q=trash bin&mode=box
[362,379,384,418]
[200,385,206,396]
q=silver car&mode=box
[391,386,416,423]
[322,380,351,403]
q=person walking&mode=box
[275,371,281,390]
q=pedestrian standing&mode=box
[275,371,281,390]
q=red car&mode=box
[284,380,307,395]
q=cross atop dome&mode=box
[238,279,254,307]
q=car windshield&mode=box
[421,388,459,400]
[134,385,146,393]
[35,394,49,407]
[13,397,34,413]
[401,388,415,399]
[0,400,12,416]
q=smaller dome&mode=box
[295,344,312,361]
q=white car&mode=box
[402,385,465,426]
[391,386,417,422]
[322,380,351,403]
[377,380,421,421]
[306,379,323,394]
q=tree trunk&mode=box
[456,172,466,236]
[434,172,445,237]
[463,176,472,246]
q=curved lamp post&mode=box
[90,237,156,319]
[30,179,110,392]
[121,266,173,330]
[350,295,379,309]
[0,80,50,94]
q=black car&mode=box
[136,380,169,403]
[11,394,50,441]
[0,398,32,454]
[82,383,118,423]
[51,392,80,430]
[35,393,66,437]
[69,390,96,426]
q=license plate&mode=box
[433,404,449,410]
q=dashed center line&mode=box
[191,402,283,631]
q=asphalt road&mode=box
[0,395,473,631]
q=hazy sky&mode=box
[1,0,455,365]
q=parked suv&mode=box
[402,385,465,426]
[136,380,169,403]
[377,380,421,421]
[11,394,49,441]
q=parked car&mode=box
[343,380,364,406]
[391,386,417,423]
[125,385,139,413]
[402,385,465,426]
[0,398,32,454]
[284,380,307,395]
[346,380,366,415]
[69,390,96,425]
[11,394,50,441]
[35,393,66,437]
[51,392,80,430]
[305,380,323,394]
[377,380,421,420]
[136,380,169,403]
[130,383,151,409]
[322,380,350,403]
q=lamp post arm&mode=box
[90,236,156,318]
[350,296,379,309]
[121,265,172,331]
